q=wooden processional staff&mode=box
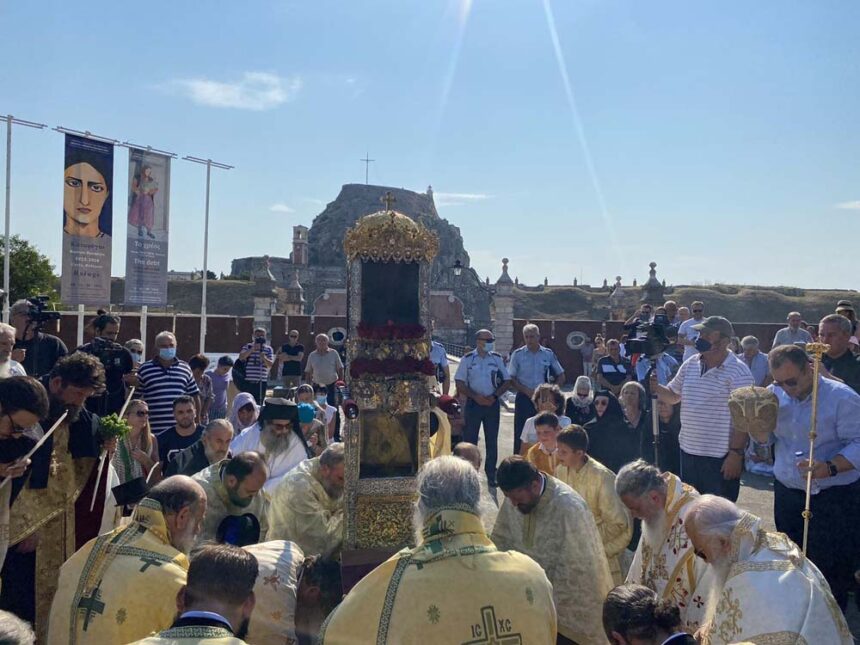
[801,342,828,558]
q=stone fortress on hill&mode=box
[222,183,855,344]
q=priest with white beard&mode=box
[686,494,853,645]
[230,398,312,493]
[617,459,713,633]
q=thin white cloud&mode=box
[835,200,860,210]
[434,192,492,207]
[269,203,294,213]
[170,72,302,110]
[302,197,325,205]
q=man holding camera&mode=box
[76,312,135,416]
[239,327,274,404]
[9,299,68,378]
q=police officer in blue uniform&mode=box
[509,323,565,454]
[454,329,511,486]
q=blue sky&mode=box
[1,1,858,289]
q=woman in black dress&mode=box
[564,375,596,427]
[584,389,638,474]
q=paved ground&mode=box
[468,403,860,641]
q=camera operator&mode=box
[629,309,679,395]
[75,311,134,416]
[9,298,68,378]
[238,327,274,404]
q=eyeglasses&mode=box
[289,335,299,339]
[772,377,799,388]
[594,400,609,407]
[692,309,703,314]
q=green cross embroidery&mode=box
[462,606,522,645]
[138,555,164,572]
[77,588,106,631]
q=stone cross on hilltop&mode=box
[381,191,396,211]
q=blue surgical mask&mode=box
[130,352,142,363]
[159,347,177,360]
[483,341,495,353]
[316,395,327,404]
[694,337,712,353]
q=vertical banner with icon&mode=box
[60,134,114,305]
[124,148,170,305]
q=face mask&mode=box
[695,337,713,353]
[483,341,495,353]
[130,352,142,363]
[159,347,177,360]
[316,395,327,404]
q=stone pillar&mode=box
[283,270,305,315]
[493,258,515,357]
[251,256,278,334]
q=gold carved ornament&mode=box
[355,495,415,549]
[344,210,439,263]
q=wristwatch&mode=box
[826,461,838,477]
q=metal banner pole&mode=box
[182,155,233,355]
[2,114,47,321]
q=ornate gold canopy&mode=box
[344,210,439,263]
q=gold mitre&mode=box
[344,209,439,263]
[728,386,778,443]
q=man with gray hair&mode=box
[0,609,35,645]
[48,476,207,644]
[267,443,345,558]
[617,459,712,632]
[739,335,770,386]
[137,331,201,435]
[163,418,235,477]
[772,311,813,348]
[686,495,852,644]
[820,313,860,394]
[320,456,557,644]
[0,322,26,378]
[508,323,565,455]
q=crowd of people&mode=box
[0,296,857,643]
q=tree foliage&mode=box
[0,235,58,302]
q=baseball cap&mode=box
[692,316,735,338]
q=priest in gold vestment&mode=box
[1,354,108,639]
[617,459,713,633]
[129,543,257,645]
[554,424,632,584]
[48,476,206,645]
[267,444,344,558]
[320,456,557,644]
[686,495,853,645]
[492,456,613,645]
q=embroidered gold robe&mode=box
[129,625,248,644]
[8,420,98,637]
[556,456,632,584]
[266,457,343,558]
[492,475,613,645]
[243,540,303,645]
[525,443,559,475]
[699,513,853,645]
[47,498,189,645]
[320,508,557,644]
[626,472,712,632]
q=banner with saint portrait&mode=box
[123,148,170,305]
[60,134,114,305]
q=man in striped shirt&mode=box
[239,327,275,404]
[651,316,753,501]
[137,331,201,436]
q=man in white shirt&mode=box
[651,316,754,502]
[677,301,705,362]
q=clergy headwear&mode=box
[728,386,778,444]
[259,397,298,422]
[216,513,262,547]
[112,476,150,508]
